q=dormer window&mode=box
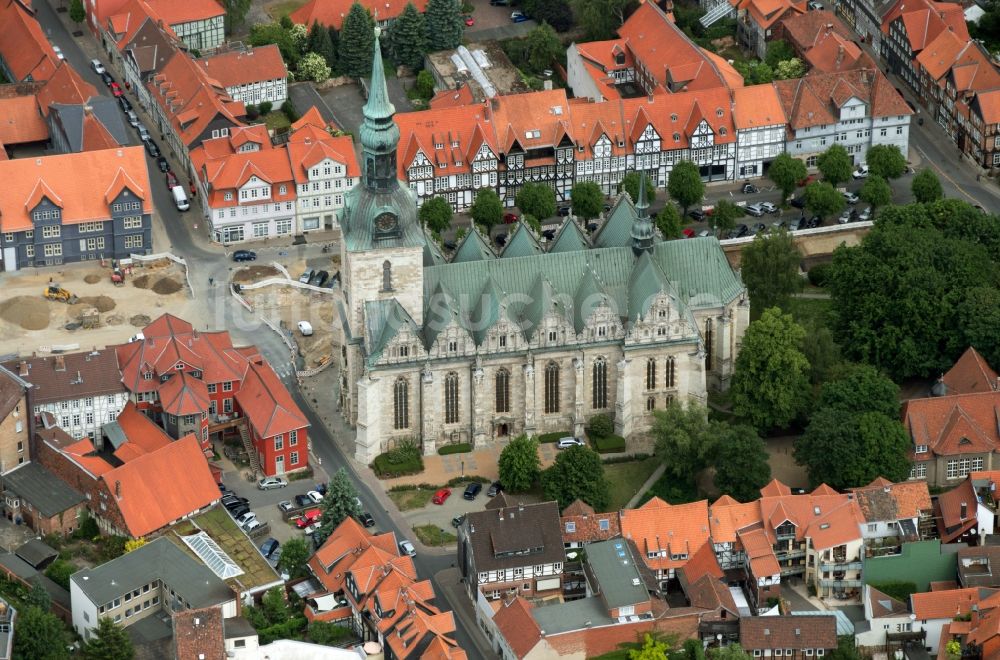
[142,371,152,381]
[716,108,724,117]
[224,192,233,201]
[673,133,680,142]
[671,114,678,122]
[175,362,184,370]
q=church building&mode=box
[338,31,750,463]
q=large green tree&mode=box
[656,204,682,239]
[387,2,426,71]
[618,171,656,205]
[470,188,503,228]
[425,0,463,50]
[307,20,337,70]
[911,168,943,203]
[735,60,774,84]
[731,307,810,431]
[542,445,610,510]
[652,401,719,481]
[221,0,251,32]
[516,182,557,220]
[527,0,574,31]
[339,2,375,79]
[298,52,332,82]
[764,40,796,67]
[82,617,134,660]
[571,182,604,220]
[768,152,807,201]
[860,174,892,211]
[250,21,303,68]
[817,144,853,186]
[277,537,311,579]
[710,200,741,235]
[712,425,771,502]
[958,286,1000,368]
[576,0,638,40]
[525,22,563,73]
[27,576,51,611]
[13,606,69,660]
[667,161,705,215]
[419,196,453,234]
[316,468,362,544]
[804,181,845,219]
[818,363,900,418]
[865,144,907,180]
[740,229,803,314]
[69,0,86,24]
[801,318,841,385]
[498,434,540,492]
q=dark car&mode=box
[807,215,821,228]
[259,538,280,559]
[143,139,160,158]
[751,223,766,234]
[310,531,324,548]
[451,515,466,528]
[217,482,226,493]
[232,249,257,262]
[228,504,250,519]
[487,481,503,497]
[790,196,806,209]
[100,71,114,86]
[443,240,457,251]
[294,494,312,508]
[463,482,482,500]
[586,222,598,233]
[495,234,507,247]
[222,496,249,510]
[741,182,759,194]
[688,209,705,222]
[156,156,169,173]
[357,512,375,527]
[313,270,329,287]
[118,96,132,113]
[315,482,328,495]
[558,206,571,217]
[541,229,556,241]
[728,224,750,239]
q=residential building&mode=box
[850,477,932,553]
[70,537,236,641]
[0,83,48,158]
[0,365,30,474]
[561,499,621,548]
[348,34,747,462]
[196,45,288,106]
[1,461,85,536]
[3,349,128,440]
[735,0,805,60]
[285,109,359,232]
[0,147,154,270]
[0,0,57,83]
[92,0,223,53]
[30,63,130,154]
[620,497,712,588]
[0,541,71,622]
[733,84,788,178]
[880,0,968,92]
[957,546,1000,589]
[290,0,428,30]
[944,592,1000,660]
[111,13,178,114]
[910,587,994,653]
[458,500,565,602]
[739,615,838,658]
[934,347,1000,396]
[236,361,309,477]
[934,476,995,544]
[0,594,13,660]
[778,10,876,74]
[774,68,912,167]
[854,584,921,649]
[835,0,894,51]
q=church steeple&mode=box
[360,27,399,192]
[631,171,654,256]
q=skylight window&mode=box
[182,532,244,580]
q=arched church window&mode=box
[393,378,409,430]
[382,260,392,291]
[593,358,608,409]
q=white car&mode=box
[399,540,416,557]
[843,191,859,204]
[744,203,765,217]
[759,202,779,214]
[258,476,288,490]
[303,522,321,534]
[125,110,139,127]
[858,207,872,222]
[307,490,324,504]
[235,511,257,527]
[243,519,263,533]
[52,45,65,61]
[90,59,106,75]
[557,437,585,449]
[297,321,314,336]
[837,210,852,224]
[852,165,869,179]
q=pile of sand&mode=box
[0,296,50,330]
[130,314,151,327]
[132,274,151,289]
[83,274,101,284]
[105,314,124,326]
[233,266,280,283]
[152,278,182,295]
[76,296,116,313]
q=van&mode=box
[171,185,189,211]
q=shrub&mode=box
[259,101,273,115]
[373,440,424,477]
[587,414,614,439]
[808,262,833,288]
[44,559,76,590]
[75,512,99,540]
[437,443,472,455]
[281,99,298,122]
[245,104,259,120]
[288,465,314,481]
[536,431,571,444]
[445,475,491,487]
[603,453,652,464]
[308,620,351,645]
[869,581,918,603]
[592,434,626,453]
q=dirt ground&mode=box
[0,260,194,357]
[241,284,337,369]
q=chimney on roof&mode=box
[961,502,968,520]
[54,356,66,372]
[18,361,27,377]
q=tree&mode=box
[298,52,332,82]
[619,171,656,205]
[277,538,311,579]
[775,58,806,80]
[859,174,892,211]
[818,363,900,419]
[801,319,841,385]
[731,307,810,431]
[316,468,361,544]
[712,425,771,502]
[13,606,70,660]
[419,196,453,234]
[250,21,302,68]
[27,576,51,611]
[542,445,610,510]
[652,401,719,481]
[683,639,707,660]
[629,633,672,660]
[571,181,603,219]
[667,161,705,215]
[307,21,337,70]
[765,40,796,67]
[865,144,907,180]
[522,213,541,234]
[768,152,807,201]
[425,0,463,50]
[577,0,638,40]
[387,3,426,71]
[530,0,574,31]
[804,181,845,219]
[710,199,741,235]
[656,204,682,239]
[221,0,252,32]
[69,0,86,24]
[912,168,943,203]
[708,645,753,660]
[945,640,962,660]
[516,182,556,220]
[470,188,503,229]
[339,2,375,79]
[827,637,864,660]
[413,69,435,100]
[817,144,853,185]
[734,60,774,84]
[740,229,803,314]
[498,434,540,492]
[82,617,134,660]
[327,26,341,69]
[525,22,563,73]
[958,286,1000,368]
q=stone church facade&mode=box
[337,32,749,464]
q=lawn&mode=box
[388,487,435,511]
[265,0,307,19]
[603,457,660,512]
[786,296,834,330]
[264,111,291,132]
[413,525,457,546]
[168,507,279,590]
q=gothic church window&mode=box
[382,261,392,291]
[496,369,510,413]
[593,358,608,409]
[544,362,560,414]
[445,372,459,424]
[393,378,409,429]
[705,320,714,370]
[667,357,676,388]
[646,358,656,390]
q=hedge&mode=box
[445,475,491,487]
[372,453,424,478]
[592,434,626,453]
[437,443,472,455]
[537,431,572,444]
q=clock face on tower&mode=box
[374,211,398,234]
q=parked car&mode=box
[463,482,482,500]
[682,228,696,238]
[852,165,869,179]
[257,476,287,490]
[122,109,138,128]
[858,206,872,222]
[790,196,806,209]
[698,229,712,237]
[744,203,764,217]
[118,96,132,113]
[805,215,821,228]
[838,209,852,224]
[751,223,766,234]
[495,234,507,247]
[759,202,778,214]
[235,512,257,527]
[143,139,160,158]
[243,519,263,533]
[294,494,312,508]
[503,212,518,224]
[90,59,106,75]
[228,504,250,519]
[587,222,598,233]
[268,547,282,568]
[297,321,314,336]
[299,270,314,284]
[510,11,528,22]
[487,481,503,497]
[166,171,179,190]
[100,71,114,86]
[233,249,257,262]
[52,46,65,61]
[110,82,124,97]
[557,437,585,449]
[452,515,465,527]
[432,488,452,505]
[307,490,324,504]
[798,174,817,187]
[303,522,321,535]
[399,540,416,557]
[357,512,376,528]
[541,228,556,241]
[741,182,759,194]
[558,206,571,216]
[463,15,474,25]
[688,209,705,222]
[315,482,328,496]
[259,538,280,559]
[295,509,321,528]
[313,270,329,287]
[729,224,750,238]
[843,191,860,204]
[277,500,295,513]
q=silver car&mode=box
[257,476,288,490]
[125,110,139,128]
[399,540,416,557]
[136,124,151,142]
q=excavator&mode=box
[43,283,78,304]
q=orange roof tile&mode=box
[291,0,429,30]
[620,498,710,571]
[709,500,763,543]
[144,0,223,24]
[851,479,931,522]
[0,0,57,82]
[881,0,969,51]
[114,401,172,453]
[0,94,47,145]
[774,68,911,131]
[904,391,1000,457]
[780,9,851,50]
[969,606,1000,647]
[936,477,978,542]
[0,147,152,233]
[915,28,968,81]
[942,348,999,396]
[732,85,787,129]
[62,437,115,477]
[35,62,99,117]
[972,89,1000,125]
[196,45,287,90]
[760,478,793,497]
[158,371,210,416]
[681,540,724,583]
[492,597,540,658]
[911,587,989,620]
[805,499,864,550]
[236,361,308,438]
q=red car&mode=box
[166,171,179,189]
[503,213,518,224]
[798,174,817,187]
[432,488,451,505]
[464,15,474,26]
[295,508,321,528]
[682,228,696,238]
[110,82,123,97]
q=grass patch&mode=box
[604,458,660,512]
[592,434,626,454]
[388,487,435,511]
[264,110,291,132]
[438,443,472,455]
[168,507,278,590]
[413,524,457,546]
[266,0,307,19]
[372,452,424,478]
[786,296,834,329]
[536,431,572,444]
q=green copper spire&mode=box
[631,170,654,256]
[360,27,399,192]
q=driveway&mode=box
[219,463,329,544]
[401,485,496,531]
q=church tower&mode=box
[630,171,654,255]
[340,29,425,333]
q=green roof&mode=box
[592,193,638,249]
[863,540,956,592]
[572,267,612,333]
[627,251,670,322]
[423,282,469,347]
[365,298,420,361]
[548,218,591,253]
[586,539,650,609]
[423,230,447,266]
[451,227,496,263]
[501,220,544,259]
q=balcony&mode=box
[775,547,805,559]
[819,561,862,572]
[818,578,863,588]
[780,565,805,576]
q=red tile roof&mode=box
[760,478,793,497]
[942,348,999,396]
[196,45,287,89]
[737,0,805,30]
[780,9,851,50]
[291,0,429,30]
[733,84,787,129]
[0,0,57,82]
[144,0,223,24]
[881,0,969,52]
[0,94,47,145]
[35,62,99,117]
[620,498,711,572]
[911,587,990,620]
[158,371,210,416]
[773,68,911,131]
[114,401,172,454]
[680,538,724,583]
[236,360,308,438]
[493,597,540,658]
[851,479,931,522]
[61,437,115,477]
[740,615,837,650]
[904,391,1000,457]
[936,477,979,543]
